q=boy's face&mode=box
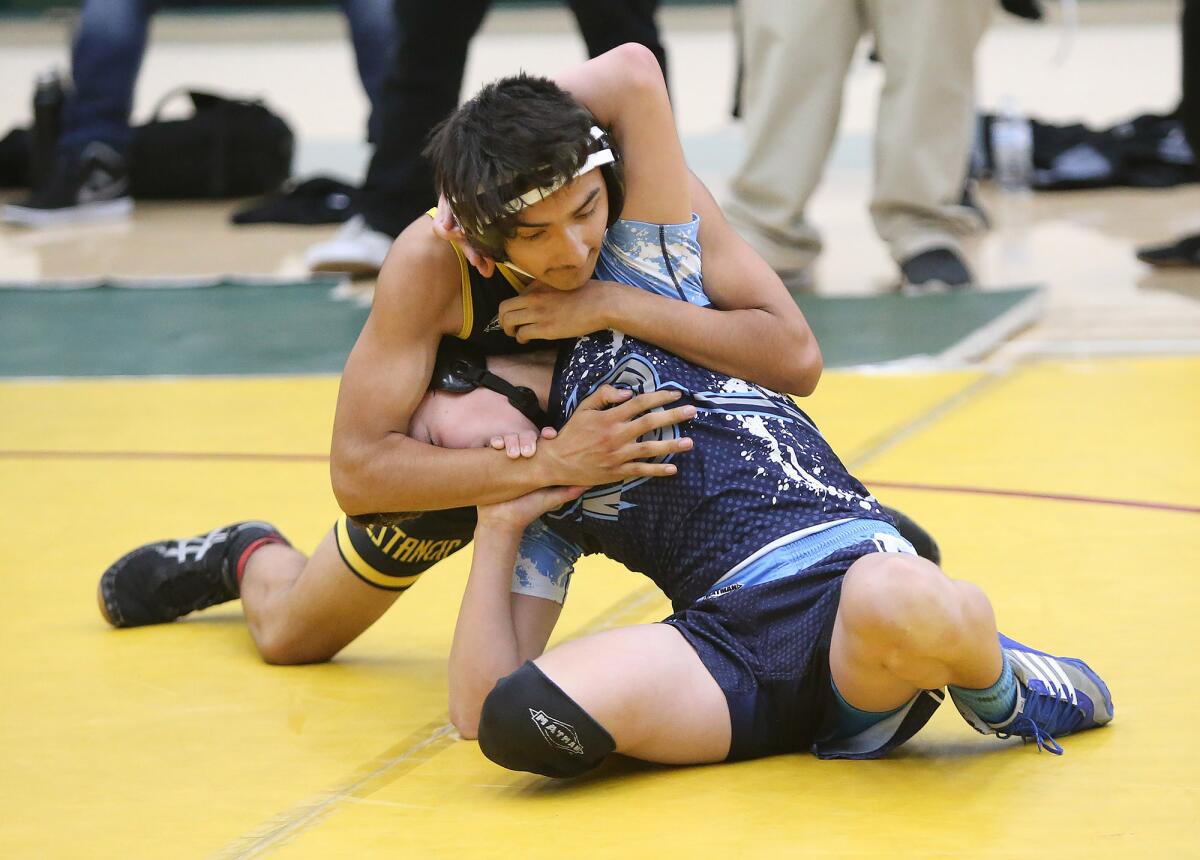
[501,170,608,291]
[408,385,535,451]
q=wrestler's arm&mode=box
[448,490,581,739]
[555,42,689,225]
[580,176,823,395]
[540,47,823,394]
[331,222,537,514]
[330,222,691,517]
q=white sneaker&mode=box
[305,215,394,278]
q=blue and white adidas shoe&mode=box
[955,634,1114,755]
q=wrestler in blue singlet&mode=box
[521,215,903,608]
[513,215,940,762]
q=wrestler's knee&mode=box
[476,662,616,779]
[839,553,958,652]
[253,623,339,666]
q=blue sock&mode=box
[830,679,905,739]
[949,655,1018,725]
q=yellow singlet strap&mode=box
[426,207,473,339]
[423,208,534,338]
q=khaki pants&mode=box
[726,0,992,272]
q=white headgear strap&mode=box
[498,126,614,215]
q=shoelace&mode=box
[996,680,1087,755]
[161,531,225,564]
[998,715,1064,755]
[153,537,231,611]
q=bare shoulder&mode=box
[371,215,466,336]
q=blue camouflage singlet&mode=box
[516,217,893,610]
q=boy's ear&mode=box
[468,229,508,263]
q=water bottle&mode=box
[991,98,1033,193]
[31,69,66,189]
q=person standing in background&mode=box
[305,0,666,277]
[726,0,992,292]
[1137,0,1200,268]
[3,0,396,227]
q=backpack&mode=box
[129,88,294,199]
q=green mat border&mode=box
[0,279,1043,377]
[793,286,1044,369]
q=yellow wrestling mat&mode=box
[2,357,1198,858]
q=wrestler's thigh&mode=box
[534,623,731,765]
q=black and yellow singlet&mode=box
[334,213,564,590]
[428,208,544,355]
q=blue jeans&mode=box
[59,0,396,157]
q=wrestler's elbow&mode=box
[451,710,480,742]
[798,341,824,396]
[610,42,664,94]
[330,471,364,519]
[330,445,373,517]
[449,690,483,740]
[781,336,823,397]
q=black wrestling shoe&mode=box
[880,506,941,566]
[98,522,288,628]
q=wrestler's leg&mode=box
[828,552,1001,712]
[97,515,447,663]
[239,529,400,665]
[829,552,1113,753]
[477,623,730,775]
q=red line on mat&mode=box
[864,479,1200,515]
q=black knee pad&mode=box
[477,661,616,779]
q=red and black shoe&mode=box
[98,522,288,628]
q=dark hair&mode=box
[423,73,597,256]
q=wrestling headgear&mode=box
[455,125,624,262]
[431,339,552,429]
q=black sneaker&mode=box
[3,141,133,227]
[1136,233,1200,268]
[899,247,974,293]
[98,522,288,628]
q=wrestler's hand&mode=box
[538,385,695,486]
[432,193,496,278]
[498,280,628,342]
[477,484,585,532]
[490,426,558,460]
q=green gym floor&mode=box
[2,3,1199,858]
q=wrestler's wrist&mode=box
[474,511,526,535]
[523,442,564,489]
[598,280,634,330]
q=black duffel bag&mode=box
[129,88,294,199]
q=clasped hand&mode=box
[498,280,618,343]
[480,386,696,527]
[432,193,621,342]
